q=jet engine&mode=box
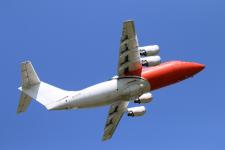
[141,56,161,67]
[134,93,153,104]
[139,45,160,56]
[127,106,146,117]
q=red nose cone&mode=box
[141,61,205,91]
[186,62,205,75]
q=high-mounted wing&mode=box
[102,101,129,141]
[102,20,142,141]
[118,20,142,77]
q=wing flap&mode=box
[118,20,142,77]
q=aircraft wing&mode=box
[117,20,142,77]
[102,101,129,141]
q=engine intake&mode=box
[139,45,160,56]
[134,93,153,104]
[141,56,161,67]
[127,106,146,117]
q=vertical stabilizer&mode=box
[17,61,70,112]
[21,61,41,89]
[17,61,40,114]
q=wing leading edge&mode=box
[102,20,141,141]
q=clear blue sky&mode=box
[0,0,225,149]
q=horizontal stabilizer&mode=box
[17,92,32,114]
[19,81,69,109]
[17,61,70,112]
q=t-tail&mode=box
[17,61,69,114]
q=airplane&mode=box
[17,20,205,141]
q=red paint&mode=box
[141,61,205,91]
[125,63,142,76]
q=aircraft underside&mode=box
[17,20,204,141]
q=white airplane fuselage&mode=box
[49,77,150,110]
[47,61,205,111]
[19,61,204,112]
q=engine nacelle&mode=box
[134,93,153,104]
[141,56,161,67]
[139,45,160,56]
[127,106,146,117]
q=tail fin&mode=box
[21,61,41,89]
[17,61,69,113]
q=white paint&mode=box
[47,77,150,110]
[127,106,146,116]
[139,45,160,56]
